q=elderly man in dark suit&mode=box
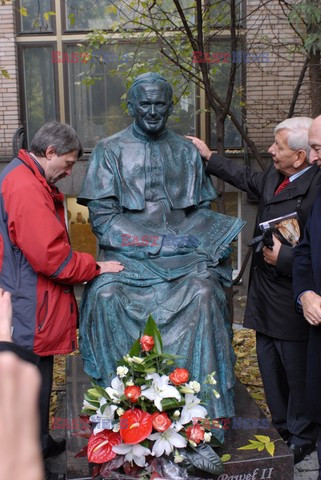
[293,114,321,480]
[188,116,321,464]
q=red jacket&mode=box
[0,150,99,355]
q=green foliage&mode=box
[0,68,10,79]
[288,1,321,54]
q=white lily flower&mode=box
[205,372,217,385]
[188,381,201,393]
[149,426,187,457]
[112,443,152,467]
[116,407,125,417]
[90,399,118,434]
[105,376,124,404]
[173,410,181,419]
[204,432,212,442]
[213,389,221,399]
[142,373,181,411]
[116,366,129,378]
[123,354,133,364]
[179,394,208,425]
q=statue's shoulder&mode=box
[89,125,133,164]
[99,125,133,149]
[166,129,201,159]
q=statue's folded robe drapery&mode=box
[77,124,244,421]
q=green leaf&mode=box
[254,435,270,444]
[265,441,275,457]
[0,69,10,79]
[129,338,141,357]
[84,393,100,405]
[87,388,102,399]
[68,13,75,27]
[160,398,185,410]
[143,315,163,354]
[186,444,224,475]
[221,454,231,462]
[19,6,28,16]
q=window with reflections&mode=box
[64,0,195,31]
[208,41,243,149]
[21,46,57,144]
[18,0,54,33]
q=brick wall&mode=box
[246,0,311,152]
[0,1,20,161]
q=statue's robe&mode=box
[77,123,244,420]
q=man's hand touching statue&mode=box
[186,136,213,161]
[97,261,124,274]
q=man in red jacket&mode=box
[0,122,123,477]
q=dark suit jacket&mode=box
[293,189,321,423]
[206,154,321,341]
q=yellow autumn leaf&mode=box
[1,68,10,79]
[221,454,231,462]
[249,440,264,447]
[19,6,28,16]
[238,444,260,450]
[265,441,275,456]
[254,435,270,444]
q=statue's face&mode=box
[129,82,173,135]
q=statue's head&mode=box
[127,72,174,136]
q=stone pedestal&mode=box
[66,355,293,480]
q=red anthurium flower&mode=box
[186,423,205,444]
[140,335,155,351]
[120,408,153,444]
[152,412,172,432]
[124,385,141,403]
[87,430,121,463]
[169,368,189,385]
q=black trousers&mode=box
[256,332,317,445]
[37,355,54,451]
[318,426,321,477]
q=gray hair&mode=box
[30,121,83,158]
[127,72,173,103]
[274,117,312,152]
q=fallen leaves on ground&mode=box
[233,328,270,418]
